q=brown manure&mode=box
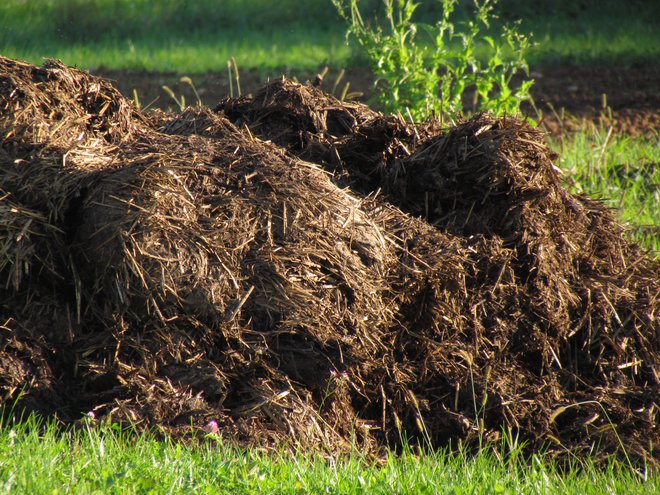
[216,78,442,192]
[1,57,658,464]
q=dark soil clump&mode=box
[2,58,658,464]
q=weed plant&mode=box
[333,0,534,120]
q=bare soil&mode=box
[93,64,660,137]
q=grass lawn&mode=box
[0,416,656,494]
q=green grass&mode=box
[1,30,350,73]
[550,127,660,254]
[523,17,659,66]
[0,415,656,494]
[1,0,659,72]
[492,0,660,66]
[0,0,349,72]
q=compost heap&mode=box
[1,57,658,463]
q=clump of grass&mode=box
[0,414,656,494]
[161,76,203,111]
[551,125,659,254]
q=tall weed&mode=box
[333,0,535,120]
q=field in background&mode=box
[1,0,659,72]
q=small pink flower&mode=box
[204,420,219,434]
[87,411,96,420]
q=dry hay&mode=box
[1,57,658,464]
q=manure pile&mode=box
[1,57,658,462]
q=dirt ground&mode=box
[93,64,659,137]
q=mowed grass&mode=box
[0,0,348,72]
[1,29,351,73]
[0,416,656,495]
[1,0,659,72]
[4,0,347,72]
